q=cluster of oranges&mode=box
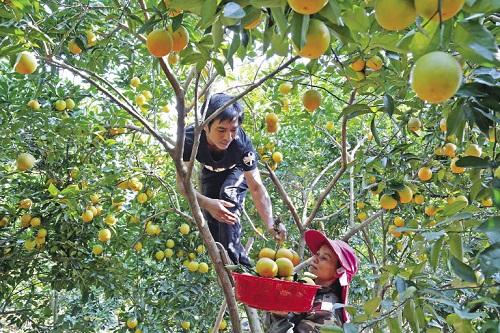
[254,247,301,280]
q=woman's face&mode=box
[308,244,340,286]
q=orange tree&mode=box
[0,0,499,332]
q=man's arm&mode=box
[176,170,237,224]
[244,167,286,241]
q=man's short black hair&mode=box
[204,93,244,128]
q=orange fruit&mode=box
[358,211,367,221]
[366,55,383,71]
[394,216,405,227]
[302,89,321,112]
[171,26,189,52]
[27,99,40,110]
[14,51,38,74]
[259,247,276,260]
[146,29,173,57]
[464,144,482,157]
[276,257,294,277]
[168,52,179,65]
[86,31,97,46]
[92,244,103,255]
[272,152,283,164]
[265,112,279,126]
[256,257,278,278]
[375,0,416,31]
[415,0,464,21]
[82,210,94,223]
[54,99,66,111]
[350,58,365,72]
[289,249,301,266]
[442,142,457,157]
[450,158,465,174]
[414,194,425,205]
[19,198,32,209]
[380,194,398,210]
[130,77,140,88]
[98,228,111,242]
[418,167,433,181]
[279,82,293,95]
[296,19,330,59]
[411,51,462,104]
[425,206,437,216]
[275,248,294,261]
[68,39,82,55]
[287,0,328,14]
[407,117,422,132]
[388,225,402,238]
[16,153,36,171]
[439,118,447,132]
[397,185,413,204]
[127,318,138,329]
[243,12,262,30]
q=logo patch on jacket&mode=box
[243,151,255,166]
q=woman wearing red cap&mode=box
[265,229,359,332]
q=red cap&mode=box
[304,229,359,323]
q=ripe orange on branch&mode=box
[295,19,330,60]
[171,26,189,52]
[287,0,328,14]
[410,51,462,104]
[302,89,321,112]
[415,0,465,21]
[375,0,416,31]
[14,51,38,74]
[146,29,173,57]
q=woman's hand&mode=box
[205,198,237,224]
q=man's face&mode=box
[308,244,340,285]
[204,118,239,151]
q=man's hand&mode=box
[205,198,237,224]
[268,221,287,243]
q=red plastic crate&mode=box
[232,272,321,312]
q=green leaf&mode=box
[271,7,288,35]
[449,256,476,282]
[47,183,59,197]
[479,243,500,277]
[250,0,285,7]
[448,232,463,260]
[338,104,372,120]
[387,317,403,333]
[342,6,369,33]
[403,299,420,333]
[446,314,474,333]
[446,105,466,139]
[226,31,241,68]
[318,1,342,26]
[370,115,381,146]
[383,94,394,117]
[454,20,500,66]
[211,17,224,49]
[363,296,381,315]
[290,12,309,50]
[199,0,218,29]
[430,236,444,271]
[212,58,226,77]
[455,156,491,168]
[476,216,500,244]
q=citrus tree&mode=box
[1,0,499,332]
